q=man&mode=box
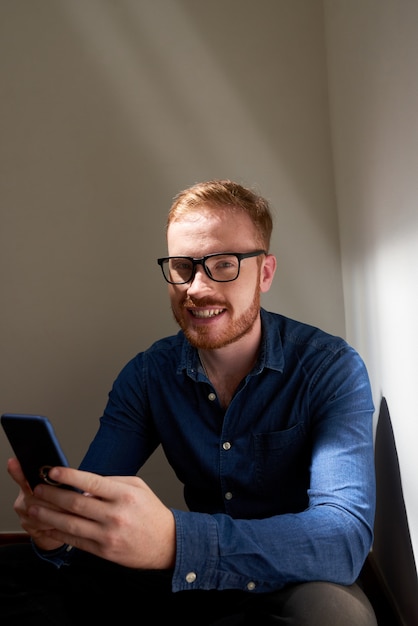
[1,179,377,624]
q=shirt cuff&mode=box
[31,539,75,568]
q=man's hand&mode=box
[26,465,176,569]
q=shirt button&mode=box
[222,441,231,450]
[185,571,197,583]
[208,392,216,401]
[225,491,233,500]
[246,581,256,591]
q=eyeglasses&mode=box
[157,250,267,284]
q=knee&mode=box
[261,581,377,626]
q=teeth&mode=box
[192,309,223,318]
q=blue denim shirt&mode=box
[39,309,376,593]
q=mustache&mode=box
[182,296,227,309]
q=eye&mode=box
[212,255,238,271]
[171,259,193,271]
[216,259,235,269]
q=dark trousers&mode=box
[0,543,377,625]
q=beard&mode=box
[171,285,261,350]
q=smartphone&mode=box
[1,413,78,491]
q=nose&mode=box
[186,265,213,296]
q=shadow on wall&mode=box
[370,397,418,624]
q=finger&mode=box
[30,473,144,530]
[32,482,109,525]
[7,457,32,494]
[28,497,103,552]
[45,466,144,500]
[43,526,101,557]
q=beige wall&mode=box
[324,0,418,619]
[1,0,344,529]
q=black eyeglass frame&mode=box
[157,249,267,284]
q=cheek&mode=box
[232,280,259,308]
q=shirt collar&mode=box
[259,308,284,373]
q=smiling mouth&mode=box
[190,308,225,318]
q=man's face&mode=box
[166,206,274,350]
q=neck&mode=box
[198,334,261,381]
[198,344,258,409]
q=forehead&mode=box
[167,206,258,256]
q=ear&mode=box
[259,254,277,293]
